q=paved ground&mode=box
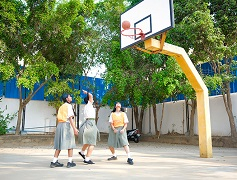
[0,141,237,180]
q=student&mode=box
[107,102,133,165]
[50,94,78,168]
[78,90,100,164]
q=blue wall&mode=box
[1,57,237,103]
[0,76,108,103]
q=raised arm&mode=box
[82,90,93,103]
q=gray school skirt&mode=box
[108,126,129,148]
[78,120,100,145]
[54,122,76,150]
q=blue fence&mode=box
[0,76,108,104]
[1,57,237,103]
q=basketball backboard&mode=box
[120,0,174,50]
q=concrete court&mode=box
[0,141,237,180]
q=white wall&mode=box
[0,98,19,131]
[25,100,57,133]
[141,94,233,136]
[1,93,237,136]
[209,95,231,136]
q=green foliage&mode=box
[95,0,191,108]
[0,0,95,134]
[209,0,237,47]
[182,10,225,63]
[204,74,222,91]
[170,2,225,65]
[44,78,82,110]
[0,63,15,81]
[173,0,209,24]
[103,36,185,107]
[170,0,236,99]
[17,53,59,90]
[0,107,17,135]
[40,0,96,76]
[152,57,189,101]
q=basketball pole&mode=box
[144,38,213,158]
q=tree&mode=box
[207,0,237,138]
[85,0,127,122]
[151,56,187,136]
[94,0,188,134]
[0,40,15,81]
[169,0,236,137]
[0,0,59,134]
[44,78,82,115]
[0,0,95,134]
[16,55,59,134]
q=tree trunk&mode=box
[138,106,145,133]
[14,79,51,135]
[15,102,24,135]
[189,99,197,137]
[185,99,189,134]
[95,106,100,124]
[152,104,158,135]
[158,103,165,138]
[133,106,139,129]
[15,84,23,135]
[55,108,59,127]
[222,83,237,138]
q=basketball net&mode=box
[121,28,145,40]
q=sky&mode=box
[86,64,106,78]
[85,0,105,78]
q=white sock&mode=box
[68,157,72,163]
[85,157,90,161]
[127,153,131,159]
[113,154,117,157]
[81,151,85,155]
[53,157,58,163]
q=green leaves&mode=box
[178,10,225,64]
[44,78,82,109]
[209,0,237,47]
[204,74,222,91]
[0,63,15,81]
[17,53,59,90]
[0,107,17,135]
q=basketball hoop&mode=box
[121,28,146,40]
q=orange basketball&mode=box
[122,20,131,30]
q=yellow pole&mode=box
[144,38,213,158]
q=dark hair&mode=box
[62,93,70,103]
[112,104,125,112]
[84,93,89,104]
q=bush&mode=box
[0,108,17,135]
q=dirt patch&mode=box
[141,134,237,148]
[0,133,236,148]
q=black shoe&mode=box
[50,160,64,168]
[83,160,95,164]
[127,158,134,165]
[67,161,76,168]
[107,156,117,161]
[78,152,85,159]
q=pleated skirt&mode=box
[78,120,100,146]
[54,122,76,150]
[108,126,129,148]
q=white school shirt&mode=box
[84,101,95,119]
[66,103,74,122]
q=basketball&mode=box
[122,20,131,30]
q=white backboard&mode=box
[120,0,174,50]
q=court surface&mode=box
[0,141,237,180]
